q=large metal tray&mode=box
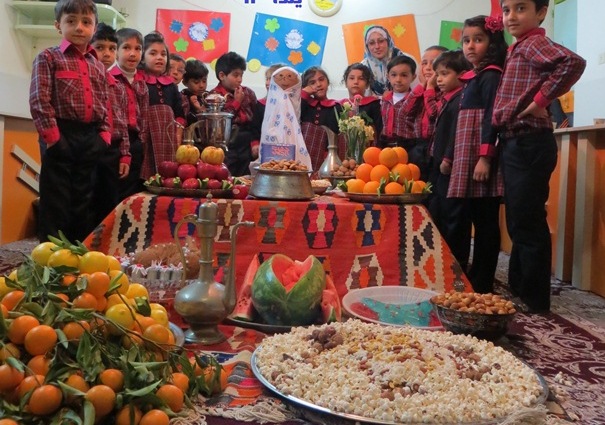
[345,192,428,204]
[251,347,549,425]
[145,185,233,198]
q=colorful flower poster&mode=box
[246,13,329,72]
[439,21,463,51]
[342,15,421,64]
[156,9,230,62]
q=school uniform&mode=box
[493,27,586,312]
[30,40,110,243]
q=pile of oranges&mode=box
[0,236,224,425]
[345,146,430,195]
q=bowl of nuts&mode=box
[430,292,517,341]
[250,160,314,200]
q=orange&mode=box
[17,374,44,400]
[125,283,149,299]
[202,365,229,394]
[65,373,90,393]
[115,405,142,425]
[149,309,169,327]
[378,147,399,168]
[0,364,24,392]
[105,303,135,331]
[171,372,190,394]
[53,293,70,307]
[354,163,373,182]
[135,316,157,332]
[85,385,116,417]
[143,323,170,345]
[363,181,381,194]
[106,255,122,271]
[8,314,40,344]
[96,295,107,312]
[28,384,62,416]
[345,178,365,194]
[362,146,381,166]
[121,333,143,349]
[0,342,21,361]
[1,290,25,311]
[156,384,184,412]
[384,181,404,194]
[85,272,111,298]
[30,241,58,266]
[369,164,390,183]
[140,409,170,425]
[108,269,130,295]
[79,251,109,274]
[0,276,12,298]
[61,274,78,287]
[1,303,8,318]
[98,369,124,392]
[391,163,412,184]
[411,180,426,194]
[62,320,91,342]
[106,293,127,310]
[0,419,19,425]
[27,355,51,376]
[392,146,408,164]
[24,325,57,356]
[47,249,79,268]
[408,163,421,181]
[72,292,98,310]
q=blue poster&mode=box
[247,13,329,73]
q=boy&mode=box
[90,23,130,229]
[29,0,110,243]
[210,51,260,176]
[428,50,473,270]
[493,0,586,313]
[169,53,186,86]
[182,59,210,127]
[110,28,149,199]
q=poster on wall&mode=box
[246,13,329,73]
[342,15,421,64]
[156,9,230,62]
[439,21,463,51]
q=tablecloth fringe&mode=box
[170,402,209,425]
[198,397,297,424]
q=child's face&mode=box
[387,63,415,94]
[169,61,186,85]
[345,70,368,97]
[219,69,244,92]
[55,11,96,52]
[420,49,443,84]
[143,42,168,76]
[435,64,462,93]
[304,71,329,100]
[117,37,142,73]
[186,77,208,96]
[462,26,489,68]
[92,40,116,70]
[502,0,547,38]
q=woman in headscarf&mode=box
[360,25,406,96]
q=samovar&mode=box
[173,195,254,344]
[183,93,235,151]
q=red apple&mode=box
[232,184,249,199]
[158,160,179,178]
[214,164,230,181]
[162,177,181,188]
[207,179,222,190]
[197,161,216,180]
[182,177,201,189]
[177,163,198,181]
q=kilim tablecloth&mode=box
[83,192,471,298]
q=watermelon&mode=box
[321,275,342,323]
[251,254,325,326]
[231,255,260,321]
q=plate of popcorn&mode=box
[252,320,548,425]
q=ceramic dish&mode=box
[145,184,233,198]
[344,192,428,204]
[223,316,292,334]
[342,286,441,329]
[169,322,185,346]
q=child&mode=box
[181,59,210,127]
[210,51,260,176]
[427,50,472,270]
[139,31,186,179]
[29,0,110,242]
[90,23,130,228]
[169,53,186,86]
[110,27,149,199]
[493,0,586,312]
[301,66,343,172]
[340,63,383,145]
[449,15,508,293]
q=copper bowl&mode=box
[250,167,314,200]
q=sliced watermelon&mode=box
[321,274,342,323]
[231,255,260,321]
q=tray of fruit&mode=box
[144,184,233,198]
[344,192,428,204]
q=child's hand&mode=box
[440,160,452,175]
[302,86,315,96]
[251,144,259,159]
[518,101,549,119]
[190,96,203,113]
[427,74,437,90]
[473,156,491,182]
[119,163,130,179]
[233,86,245,104]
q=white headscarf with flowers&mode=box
[360,25,406,95]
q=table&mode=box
[84,192,470,297]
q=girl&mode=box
[300,66,343,172]
[340,63,383,146]
[449,15,508,293]
[139,31,185,179]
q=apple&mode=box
[162,177,181,188]
[158,161,179,178]
[175,143,200,165]
[178,163,198,181]
[201,146,225,165]
[182,177,201,190]
[232,184,249,199]
[214,164,230,181]
[197,161,216,180]
[207,179,222,190]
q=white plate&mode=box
[342,286,441,329]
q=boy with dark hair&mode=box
[30,0,110,242]
[182,59,210,126]
[493,0,586,313]
[90,22,130,229]
[210,51,260,176]
[169,53,186,85]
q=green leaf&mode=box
[57,380,87,398]
[6,356,25,372]
[76,333,104,381]
[134,297,151,317]
[124,380,161,397]
[83,399,95,425]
